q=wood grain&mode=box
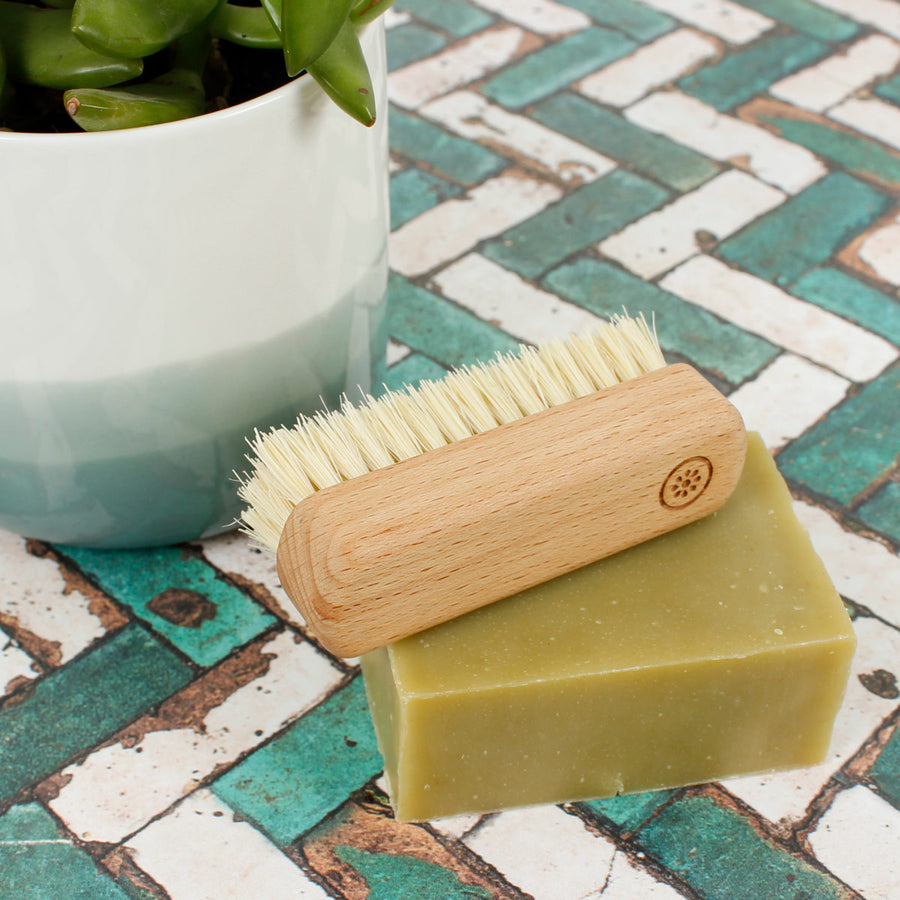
[277,364,747,657]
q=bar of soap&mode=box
[361,433,856,821]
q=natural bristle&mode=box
[238,314,665,551]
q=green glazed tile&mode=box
[482,27,636,109]
[533,92,719,191]
[334,846,493,900]
[397,0,494,37]
[777,363,900,505]
[212,677,382,845]
[60,546,274,668]
[679,32,827,111]
[578,790,675,833]
[637,794,853,900]
[564,0,675,40]
[870,717,900,806]
[857,480,900,544]
[382,353,449,393]
[875,73,900,105]
[756,111,900,190]
[790,266,900,345]
[732,0,859,40]
[390,167,463,229]
[0,625,192,803]
[389,106,506,186]
[0,803,130,900]
[387,22,448,71]
[482,169,668,279]
[387,272,522,367]
[719,172,890,286]
[544,258,779,384]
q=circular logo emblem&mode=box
[659,457,713,509]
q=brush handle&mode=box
[277,363,746,657]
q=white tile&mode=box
[383,8,410,28]
[388,25,528,109]
[830,96,900,151]
[723,615,900,824]
[805,0,900,41]
[637,0,772,44]
[386,338,413,366]
[127,789,330,900]
[728,354,850,452]
[809,786,900,900]
[578,28,719,108]
[602,850,685,899]
[793,501,900,626]
[465,806,614,899]
[469,0,591,34]
[429,812,484,840]
[420,90,616,185]
[858,216,900,287]
[598,170,785,278]
[465,806,680,899]
[770,35,900,113]
[0,528,108,665]
[49,631,342,843]
[659,256,899,381]
[430,253,602,342]
[0,637,37,696]
[389,171,562,277]
[625,91,826,194]
[200,532,304,626]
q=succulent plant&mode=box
[0,0,394,132]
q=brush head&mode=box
[238,314,666,551]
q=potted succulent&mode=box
[0,0,393,548]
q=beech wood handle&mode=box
[277,364,747,657]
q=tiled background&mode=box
[2,0,900,897]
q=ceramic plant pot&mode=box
[0,22,389,549]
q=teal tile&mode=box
[679,32,827,111]
[213,677,382,844]
[637,794,853,900]
[334,846,493,900]
[719,173,890,286]
[790,266,900,345]
[482,27,636,110]
[397,0,494,38]
[544,258,779,384]
[389,105,506,186]
[387,272,521,367]
[0,803,130,900]
[777,364,900,505]
[533,92,719,191]
[564,0,675,40]
[578,790,675,832]
[875,73,900,106]
[60,546,274,667]
[857,480,900,544]
[755,110,900,190]
[732,0,859,40]
[870,716,900,806]
[0,625,192,803]
[390,167,463,229]
[381,353,448,393]
[386,22,448,71]
[482,169,669,279]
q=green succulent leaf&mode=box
[282,0,355,76]
[64,67,205,130]
[259,0,282,36]
[351,0,396,26]
[0,2,142,90]
[307,17,374,126]
[209,3,282,50]
[71,0,220,59]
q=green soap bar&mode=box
[361,433,856,821]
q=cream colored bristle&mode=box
[238,313,665,550]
